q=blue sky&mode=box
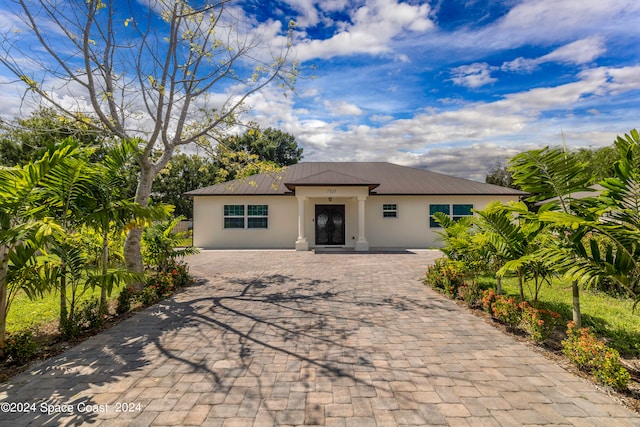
[1,0,640,181]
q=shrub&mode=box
[2,331,38,365]
[520,303,560,343]
[492,296,521,329]
[78,298,106,330]
[116,286,136,315]
[458,283,482,307]
[143,217,199,273]
[138,286,160,306]
[562,322,631,390]
[146,272,176,299]
[168,261,191,288]
[481,289,498,314]
[59,308,81,339]
[424,258,465,297]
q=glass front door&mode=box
[315,205,345,245]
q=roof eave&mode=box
[285,183,380,191]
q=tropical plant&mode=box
[509,144,593,326]
[473,202,545,301]
[432,212,487,286]
[79,139,162,313]
[0,140,76,348]
[142,216,199,273]
[540,130,640,308]
[37,142,97,332]
[520,302,561,343]
[1,331,38,365]
[424,257,466,297]
[491,295,522,329]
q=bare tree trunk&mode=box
[123,155,169,290]
[572,280,581,328]
[496,276,502,295]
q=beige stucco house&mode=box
[185,162,525,251]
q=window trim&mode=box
[223,204,245,229]
[247,204,269,229]
[429,203,473,228]
[223,204,269,229]
[382,203,398,218]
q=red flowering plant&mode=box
[562,321,631,390]
[145,272,175,299]
[424,258,466,298]
[168,261,191,288]
[520,302,560,343]
[491,295,522,329]
[481,289,498,314]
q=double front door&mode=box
[315,205,345,245]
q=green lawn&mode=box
[482,275,640,356]
[6,284,125,333]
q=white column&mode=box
[295,196,309,251]
[355,196,369,251]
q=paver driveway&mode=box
[1,250,639,426]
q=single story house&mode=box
[185,162,526,251]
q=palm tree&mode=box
[540,130,640,308]
[509,145,592,326]
[0,141,77,347]
[38,141,97,332]
[474,201,544,301]
[80,140,165,313]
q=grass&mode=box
[176,237,193,247]
[481,275,640,357]
[6,284,126,333]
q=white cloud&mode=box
[293,0,434,61]
[370,114,394,123]
[449,62,497,88]
[317,0,350,13]
[282,0,320,27]
[502,36,606,72]
[242,64,640,180]
[323,100,363,116]
[493,0,640,46]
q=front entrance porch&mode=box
[293,186,370,251]
[315,205,345,245]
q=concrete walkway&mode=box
[0,250,639,426]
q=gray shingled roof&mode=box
[184,162,527,196]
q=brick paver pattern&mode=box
[1,250,639,426]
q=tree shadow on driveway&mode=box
[0,268,458,426]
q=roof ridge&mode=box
[293,168,370,181]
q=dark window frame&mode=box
[382,203,398,218]
[429,203,473,228]
[223,204,268,229]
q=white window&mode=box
[383,204,397,218]
[429,204,473,228]
[223,204,268,229]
